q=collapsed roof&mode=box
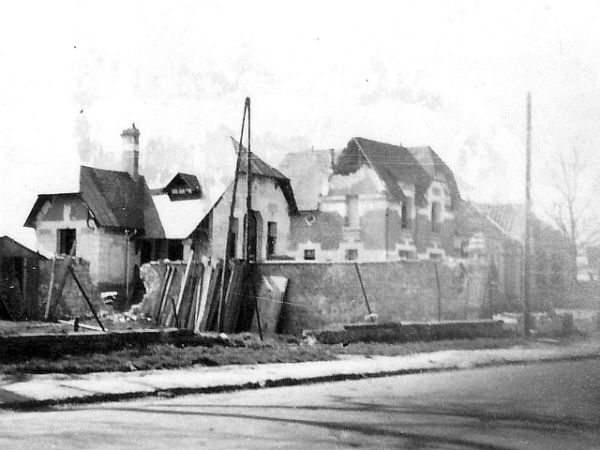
[277,150,332,211]
[336,137,460,207]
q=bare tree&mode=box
[548,147,600,280]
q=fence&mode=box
[139,258,492,336]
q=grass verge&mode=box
[0,335,566,377]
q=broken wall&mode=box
[38,257,107,319]
[255,260,490,335]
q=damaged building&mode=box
[150,141,298,264]
[24,125,164,302]
[279,137,460,262]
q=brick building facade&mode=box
[280,137,460,262]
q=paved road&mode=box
[0,359,598,449]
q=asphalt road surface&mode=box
[0,359,598,450]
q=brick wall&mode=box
[255,260,490,335]
[287,181,457,262]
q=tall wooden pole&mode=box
[246,98,253,262]
[244,99,263,340]
[218,100,248,332]
[523,92,532,337]
[44,256,56,320]
[434,262,442,322]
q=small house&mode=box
[149,142,298,263]
[24,125,164,299]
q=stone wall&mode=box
[0,329,195,360]
[303,320,509,344]
[255,260,490,335]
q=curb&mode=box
[2,351,598,412]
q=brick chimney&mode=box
[121,123,140,181]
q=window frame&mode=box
[303,249,316,260]
[345,248,358,261]
[57,228,76,255]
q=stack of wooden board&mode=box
[220,261,249,333]
[250,275,288,334]
[142,255,224,331]
[141,260,288,334]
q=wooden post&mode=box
[68,266,106,332]
[195,261,212,332]
[44,256,56,320]
[21,257,28,318]
[218,98,249,332]
[464,267,470,319]
[434,262,442,322]
[169,295,179,328]
[157,266,175,324]
[48,240,77,320]
[385,207,390,259]
[250,271,263,340]
[354,263,375,323]
[523,92,532,337]
[246,97,253,263]
[176,250,194,318]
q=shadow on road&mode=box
[135,399,599,433]
[101,404,523,450]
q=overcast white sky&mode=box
[2,0,600,248]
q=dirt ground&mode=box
[0,320,75,336]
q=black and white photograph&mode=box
[0,1,599,448]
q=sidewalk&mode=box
[1,338,598,410]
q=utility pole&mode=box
[523,92,532,337]
[246,97,253,262]
[243,98,262,340]
[218,99,248,332]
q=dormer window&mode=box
[163,173,202,201]
[171,187,193,196]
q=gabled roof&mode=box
[0,235,47,260]
[25,166,165,238]
[231,137,288,180]
[407,146,460,202]
[474,203,525,242]
[24,193,80,228]
[277,150,332,211]
[336,137,460,206]
[164,173,202,193]
[79,166,164,237]
[151,194,218,240]
[454,201,516,242]
[230,138,298,213]
[474,203,571,252]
